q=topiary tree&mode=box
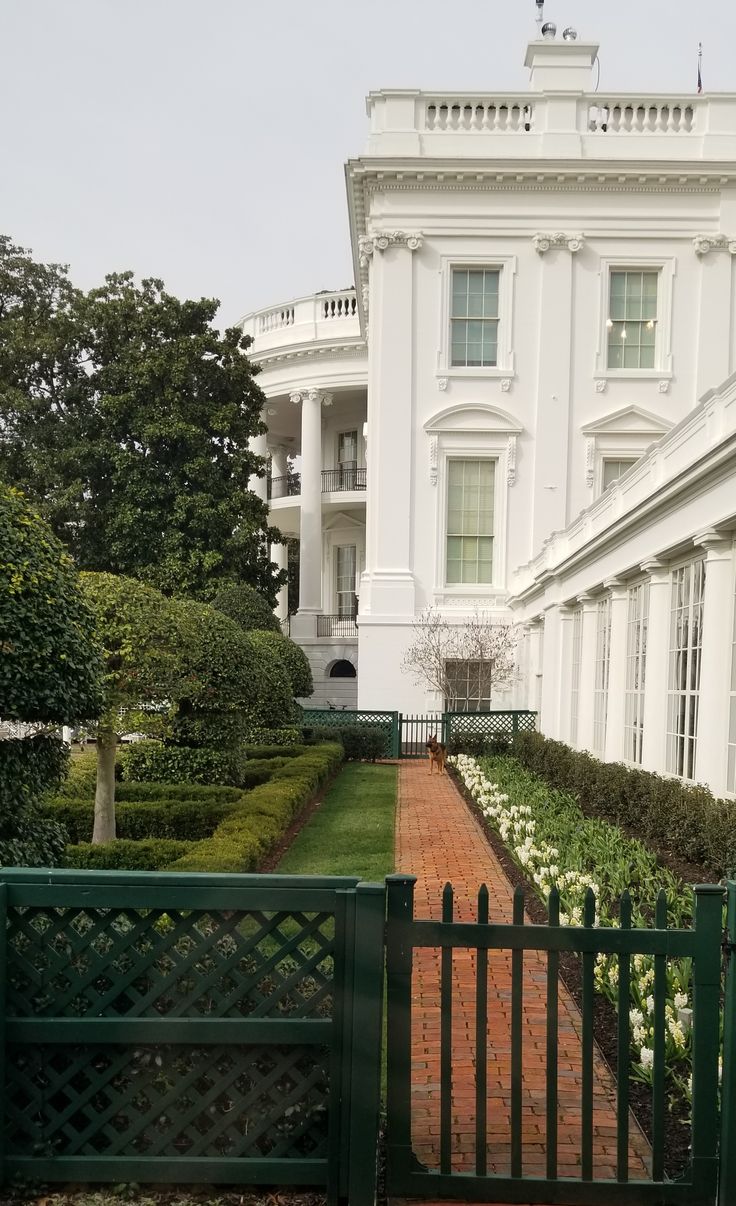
[166,600,294,746]
[246,630,313,700]
[0,483,103,865]
[79,572,180,843]
[210,582,280,633]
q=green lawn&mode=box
[276,761,396,880]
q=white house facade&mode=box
[239,28,736,796]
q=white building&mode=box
[239,27,736,797]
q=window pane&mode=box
[446,460,495,585]
[607,270,659,370]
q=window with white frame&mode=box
[624,581,649,765]
[728,569,736,795]
[593,597,612,756]
[602,457,638,492]
[446,459,495,585]
[570,607,583,746]
[335,545,357,617]
[666,559,706,780]
[445,659,492,713]
[451,269,500,367]
[607,270,658,370]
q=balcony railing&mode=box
[317,615,359,638]
[268,473,301,500]
[321,467,366,493]
[239,288,364,356]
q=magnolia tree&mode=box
[402,608,519,710]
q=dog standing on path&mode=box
[426,733,447,775]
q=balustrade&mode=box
[321,467,366,493]
[587,100,696,134]
[424,99,533,132]
[316,615,359,638]
[267,473,301,500]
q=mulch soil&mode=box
[448,765,693,1181]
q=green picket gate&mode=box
[0,869,384,1203]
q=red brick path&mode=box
[393,759,650,1194]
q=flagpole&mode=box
[698,42,703,94]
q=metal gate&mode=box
[385,873,723,1205]
[398,711,538,758]
[0,869,384,1205]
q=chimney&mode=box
[524,38,599,92]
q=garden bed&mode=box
[449,753,696,1179]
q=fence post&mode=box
[0,882,5,1188]
[691,883,724,1204]
[347,883,386,1206]
[441,712,449,747]
[512,711,520,737]
[385,874,417,1191]
[393,713,401,760]
[719,879,736,1206]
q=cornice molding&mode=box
[358,230,423,266]
[532,232,585,255]
[251,340,368,369]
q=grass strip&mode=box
[276,762,397,880]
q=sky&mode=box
[5,0,736,329]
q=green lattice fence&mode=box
[443,709,537,746]
[0,870,385,1201]
[300,709,400,758]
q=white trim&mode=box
[436,253,517,380]
[434,440,508,602]
[594,257,676,380]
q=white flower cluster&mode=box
[451,753,693,1088]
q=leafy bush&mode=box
[1,736,70,866]
[304,724,389,761]
[243,726,302,747]
[119,740,248,786]
[50,797,235,844]
[0,482,103,723]
[245,743,306,760]
[245,633,313,699]
[168,743,344,873]
[512,730,736,878]
[64,838,194,871]
[211,581,281,633]
[53,750,101,798]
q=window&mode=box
[728,570,736,795]
[666,559,706,780]
[624,582,649,765]
[602,458,637,491]
[335,545,357,617]
[607,270,658,370]
[446,459,495,585]
[451,269,500,367]
[570,607,583,746]
[445,660,492,712]
[337,430,358,489]
[593,597,612,756]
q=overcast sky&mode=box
[5,0,736,328]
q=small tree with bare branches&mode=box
[402,608,519,710]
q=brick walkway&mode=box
[393,759,651,1192]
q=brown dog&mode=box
[426,733,447,775]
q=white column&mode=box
[604,580,629,764]
[270,444,289,499]
[527,619,544,722]
[249,428,269,503]
[695,248,734,396]
[289,388,330,636]
[641,559,671,774]
[272,541,289,623]
[554,604,575,744]
[576,593,599,754]
[694,531,734,793]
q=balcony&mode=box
[239,288,364,357]
[316,615,359,638]
[267,469,367,500]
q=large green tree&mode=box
[0,235,285,602]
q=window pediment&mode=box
[581,405,672,439]
[425,403,523,436]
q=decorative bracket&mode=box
[533,232,585,255]
[585,437,595,488]
[358,231,423,267]
[429,435,439,486]
[507,435,517,486]
[693,234,736,256]
[289,388,334,407]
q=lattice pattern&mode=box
[7,907,335,1019]
[300,710,397,756]
[445,710,537,740]
[7,1043,329,1160]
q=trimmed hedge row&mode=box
[51,798,236,844]
[118,741,248,786]
[512,730,736,879]
[167,743,344,873]
[300,725,388,761]
[64,839,194,871]
[244,727,302,747]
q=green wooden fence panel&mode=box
[385,877,722,1205]
[719,878,736,1206]
[0,868,384,1197]
[300,709,400,758]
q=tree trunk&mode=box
[93,727,117,843]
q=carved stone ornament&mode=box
[500,378,512,393]
[358,231,423,266]
[532,232,585,255]
[585,437,595,488]
[289,388,334,407]
[658,379,670,394]
[507,435,517,487]
[361,283,370,315]
[594,379,607,394]
[429,435,439,486]
[437,377,448,392]
[693,234,730,256]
